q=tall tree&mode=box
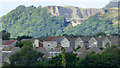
[62,48,66,68]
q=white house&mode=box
[33,39,43,48]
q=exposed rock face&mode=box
[44,6,103,26]
[104,1,120,9]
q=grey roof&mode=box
[2,47,20,52]
[81,37,92,42]
[107,36,118,42]
[95,36,107,42]
[47,47,61,52]
[75,47,86,52]
[35,47,47,53]
[65,37,77,42]
[64,47,73,52]
[87,47,101,52]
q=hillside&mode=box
[62,8,119,36]
[103,0,120,9]
[0,5,119,38]
[1,5,70,38]
[45,6,103,26]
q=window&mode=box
[79,41,83,44]
[51,47,53,50]
[48,45,50,46]
[94,42,97,44]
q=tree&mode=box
[17,35,32,41]
[0,30,10,40]
[8,40,43,66]
[92,32,107,37]
[15,41,24,48]
[62,48,66,68]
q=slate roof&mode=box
[65,37,77,42]
[2,47,20,52]
[64,47,73,52]
[35,47,47,53]
[95,36,107,42]
[87,47,101,53]
[81,37,92,43]
[107,36,118,42]
[74,47,86,52]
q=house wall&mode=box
[102,38,111,48]
[61,38,70,47]
[70,41,75,48]
[88,38,98,47]
[43,41,57,50]
[33,39,39,47]
[75,38,84,49]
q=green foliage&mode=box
[48,54,62,66]
[1,5,118,38]
[92,32,107,37]
[73,46,81,51]
[37,36,47,42]
[0,30,10,40]
[1,5,70,38]
[8,40,43,66]
[15,41,24,48]
[17,35,32,41]
[99,47,104,50]
[63,13,118,36]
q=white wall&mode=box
[61,38,70,47]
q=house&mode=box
[102,36,118,48]
[48,46,62,58]
[88,36,106,48]
[34,47,50,58]
[95,36,106,47]
[43,36,64,50]
[88,37,98,48]
[61,37,77,48]
[33,39,43,48]
[1,40,17,47]
[80,37,91,48]
[73,47,86,57]
[74,37,84,49]
[64,47,73,53]
[1,47,20,65]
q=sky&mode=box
[0,0,113,17]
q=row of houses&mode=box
[33,36,119,58]
[0,39,20,67]
[0,36,119,67]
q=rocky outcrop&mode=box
[103,1,120,9]
[44,6,103,26]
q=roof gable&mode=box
[75,37,83,42]
[88,37,97,42]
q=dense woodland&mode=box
[0,5,119,38]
